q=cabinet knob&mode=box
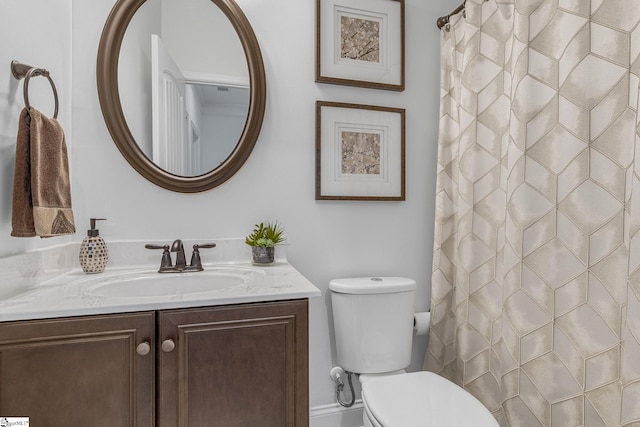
[161,339,176,353]
[136,341,151,356]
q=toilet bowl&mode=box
[359,371,498,427]
[329,277,498,427]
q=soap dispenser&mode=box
[79,218,109,273]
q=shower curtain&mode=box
[424,1,640,426]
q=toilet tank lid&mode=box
[329,277,416,294]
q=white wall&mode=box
[0,0,461,414]
[0,0,73,255]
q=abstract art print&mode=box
[340,15,380,62]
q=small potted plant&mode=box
[245,221,286,265]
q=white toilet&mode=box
[330,277,499,427]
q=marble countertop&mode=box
[0,240,321,322]
[0,262,320,322]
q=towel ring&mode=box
[11,60,59,119]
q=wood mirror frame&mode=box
[97,0,266,193]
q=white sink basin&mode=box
[71,267,263,299]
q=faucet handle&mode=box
[145,244,169,250]
[190,243,217,271]
[145,244,173,271]
[194,243,216,250]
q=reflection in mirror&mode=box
[119,0,249,176]
[179,83,249,175]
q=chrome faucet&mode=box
[145,240,217,273]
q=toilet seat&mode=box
[361,371,498,427]
[362,402,383,427]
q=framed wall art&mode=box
[316,101,405,201]
[316,0,405,91]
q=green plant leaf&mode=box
[245,221,286,247]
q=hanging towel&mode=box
[11,107,76,238]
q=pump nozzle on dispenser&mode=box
[87,218,106,236]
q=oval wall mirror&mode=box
[97,0,266,193]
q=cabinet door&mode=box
[158,300,308,427]
[0,312,155,427]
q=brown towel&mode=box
[11,107,76,238]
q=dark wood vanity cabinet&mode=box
[158,300,309,427]
[0,299,309,427]
[0,312,155,426]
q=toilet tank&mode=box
[330,277,416,374]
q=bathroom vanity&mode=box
[0,247,319,427]
[0,300,307,426]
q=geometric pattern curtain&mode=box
[424,1,640,425]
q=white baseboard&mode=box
[309,400,364,427]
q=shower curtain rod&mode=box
[437,1,465,29]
